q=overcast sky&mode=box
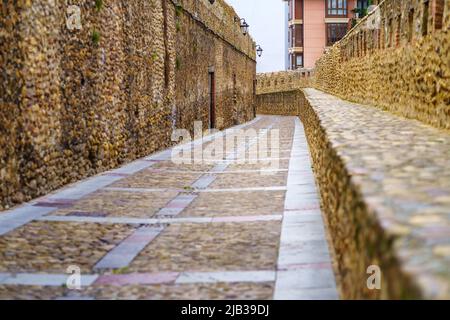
[225,0,285,73]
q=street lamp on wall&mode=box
[233,16,249,36]
[256,45,263,57]
[239,18,249,36]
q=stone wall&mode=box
[255,70,312,115]
[256,90,303,116]
[299,89,425,300]
[256,69,313,95]
[252,0,450,300]
[313,0,450,130]
[0,0,256,210]
[175,0,257,130]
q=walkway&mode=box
[0,115,338,300]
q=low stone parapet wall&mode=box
[256,90,302,116]
[313,0,450,131]
[256,70,313,95]
[299,88,450,300]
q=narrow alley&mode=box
[0,116,337,300]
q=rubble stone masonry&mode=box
[314,0,449,130]
[0,0,256,210]
[256,70,313,115]
[253,0,450,299]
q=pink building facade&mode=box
[284,0,372,69]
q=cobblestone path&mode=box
[0,116,338,300]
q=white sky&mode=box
[225,0,285,73]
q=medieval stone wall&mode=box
[255,70,312,115]
[251,0,450,300]
[314,0,450,130]
[298,89,427,300]
[256,91,303,116]
[256,69,313,95]
[0,0,256,210]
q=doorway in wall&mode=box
[208,71,216,129]
[233,73,238,125]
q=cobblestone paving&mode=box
[180,191,286,217]
[52,190,179,218]
[0,116,337,300]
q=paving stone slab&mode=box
[94,226,164,270]
[0,206,57,236]
[275,117,338,300]
[274,269,337,300]
[176,271,276,284]
[156,194,198,217]
[45,175,124,201]
[0,273,98,287]
[191,175,217,189]
[281,288,339,300]
[277,240,332,267]
[108,160,154,175]
[212,215,282,223]
[95,273,179,286]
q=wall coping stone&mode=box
[301,88,450,299]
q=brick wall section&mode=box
[313,0,450,130]
[0,0,256,210]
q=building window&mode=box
[294,0,303,20]
[293,24,303,47]
[288,0,292,20]
[357,0,370,10]
[326,23,348,46]
[355,0,370,18]
[290,26,294,47]
[295,54,303,68]
[290,53,303,69]
[326,0,348,17]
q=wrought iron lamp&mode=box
[256,45,263,57]
[239,18,249,36]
